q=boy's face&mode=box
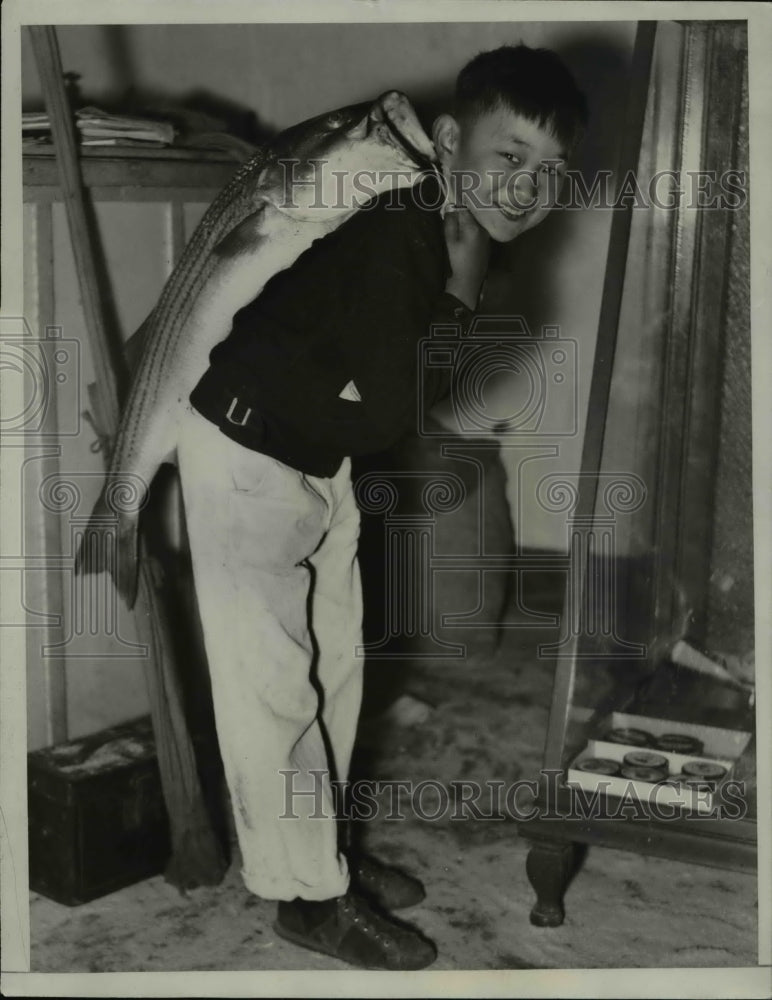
[438,105,569,243]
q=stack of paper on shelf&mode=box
[22,111,51,144]
[75,106,175,147]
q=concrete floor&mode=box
[29,595,758,972]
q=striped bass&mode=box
[76,91,437,609]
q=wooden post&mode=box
[29,25,226,889]
[541,21,658,769]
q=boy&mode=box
[176,45,587,970]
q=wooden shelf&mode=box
[519,793,757,872]
[24,142,240,161]
[23,143,244,194]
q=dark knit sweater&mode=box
[189,173,472,477]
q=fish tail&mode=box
[75,485,141,610]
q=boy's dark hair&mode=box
[455,44,589,153]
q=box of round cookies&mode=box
[566,712,752,815]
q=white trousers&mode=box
[176,403,363,900]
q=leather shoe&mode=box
[350,853,426,909]
[274,890,436,970]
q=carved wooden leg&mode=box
[525,838,577,927]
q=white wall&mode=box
[23,21,638,553]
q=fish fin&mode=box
[74,487,141,610]
[212,209,267,260]
[124,315,152,375]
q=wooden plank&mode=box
[675,22,747,640]
[27,26,122,426]
[573,19,660,524]
[24,142,239,162]
[24,153,240,192]
[24,185,224,206]
[23,201,69,748]
[519,811,757,874]
[651,24,709,645]
[542,20,657,769]
[651,22,747,647]
[28,24,225,890]
[605,20,688,656]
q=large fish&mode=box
[76,91,438,609]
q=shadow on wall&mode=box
[352,35,634,698]
[50,25,273,144]
[28,25,637,722]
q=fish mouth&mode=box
[273,92,437,171]
[370,91,437,168]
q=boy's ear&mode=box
[432,113,460,166]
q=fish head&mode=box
[261,91,438,221]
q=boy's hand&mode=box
[443,206,490,310]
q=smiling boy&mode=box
[436,44,582,246]
[177,44,587,970]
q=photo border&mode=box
[2,1,770,996]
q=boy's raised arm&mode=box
[443,205,490,311]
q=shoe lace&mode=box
[340,894,394,948]
[358,862,380,887]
